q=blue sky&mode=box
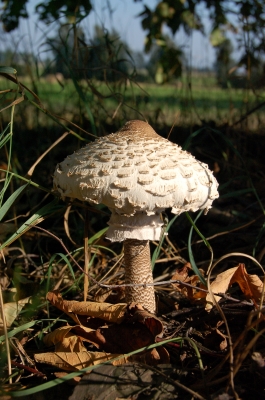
[1,0,217,69]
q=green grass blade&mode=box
[70,78,97,136]
[75,243,117,257]
[92,245,117,257]
[0,67,17,74]
[0,183,28,221]
[28,99,89,142]
[46,252,76,294]
[88,227,109,244]
[186,211,211,285]
[151,215,178,268]
[0,321,37,343]
[0,319,69,343]
[0,174,12,206]
[0,169,52,194]
[0,132,12,148]
[0,123,11,142]
[0,199,63,250]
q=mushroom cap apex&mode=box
[110,119,160,142]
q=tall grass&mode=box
[2,72,264,131]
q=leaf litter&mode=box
[3,246,265,400]
[21,259,264,399]
[206,263,265,310]
[35,291,167,371]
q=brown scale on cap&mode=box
[54,120,219,313]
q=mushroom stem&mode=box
[123,239,156,314]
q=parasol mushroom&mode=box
[53,120,219,314]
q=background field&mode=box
[2,72,264,132]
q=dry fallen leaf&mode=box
[43,326,88,352]
[43,291,168,370]
[46,292,163,342]
[251,352,265,369]
[47,291,128,325]
[91,322,156,353]
[206,263,264,310]
[35,346,169,372]
[35,351,122,371]
[127,303,164,338]
[126,346,170,366]
[43,320,159,354]
[231,263,264,303]
[171,263,207,301]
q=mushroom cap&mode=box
[54,120,219,240]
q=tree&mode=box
[146,36,183,84]
[86,25,132,82]
[1,0,265,83]
[46,24,87,80]
[214,38,234,88]
[138,0,265,81]
[1,0,92,31]
[45,24,133,82]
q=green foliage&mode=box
[0,199,64,250]
[46,24,86,80]
[40,23,137,132]
[139,0,265,83]
[45,24,129,82]
[186,211,212,286]
[210,27,227,47]
[139,1,202,53]
[214,37,235,88]
[0,0,28,32]
[1,0,92,31]
[147,36,182,84]
[36,0,92,24]
[0,66,17,74]
[0,183,27,221]
[46,24,133,82]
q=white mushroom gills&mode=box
[54,120,219,314]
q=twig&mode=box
[84,209,90,300]
[0,285,12,383]
[11,361,45,377]
[196,215,262,244]
[26,132,70,178]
